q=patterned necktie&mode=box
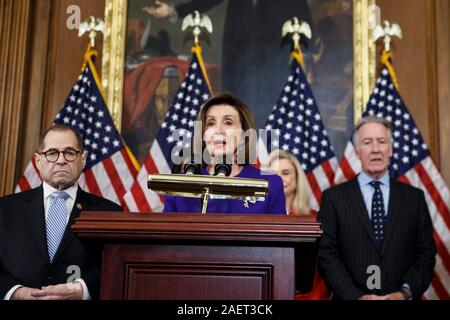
[370,181,385,249]
[46,191,69,262]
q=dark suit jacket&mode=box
[0,185,122,299]
[318,177,436,300]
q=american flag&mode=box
[16,46,139,210]
[334,53,450,299]
[123,45,212,212]
[259,51,338,210]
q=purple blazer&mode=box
[163,165,286,215]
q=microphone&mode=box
[184,162,201,175]
[214,163,232,177]
[214,154,232,177]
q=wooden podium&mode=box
[72,212,322,300]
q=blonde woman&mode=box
[265,149,311,215]
[265,149,330,300]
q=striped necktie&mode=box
[46,191,69,262]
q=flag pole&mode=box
[78,19,141,173]
[381,50,400,92]
[182,11,214,94]
[373,20,403,91]
[281,17,311,69]
[192,44,213,95]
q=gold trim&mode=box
[102,0,376,129]
[353,0,376,123]
[147,173,268,199]
[102,0,127,132]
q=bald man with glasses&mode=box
[0,124,122,300]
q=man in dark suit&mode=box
[0,124,122,300]
[318,116,436,300]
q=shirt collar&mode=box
[43,182,78,201]
[358,171,390,187]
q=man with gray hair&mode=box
[318,116,436,300]
[0,124,122,300]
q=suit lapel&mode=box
[51,187,87,263]
[349,178,380,251]
[381,180,401,253]
[24,186,49,261]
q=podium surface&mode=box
[72,212,322,300]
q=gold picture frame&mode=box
[102,0,376,131]
[353,0,376,123]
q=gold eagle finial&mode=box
[77,16,105,47]
[181,11,213,45]
[373,20,403,52]
[282,17,312,51]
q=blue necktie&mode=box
[46,191,69,262]
[370,181,385,249]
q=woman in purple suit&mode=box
[163,93,286,214]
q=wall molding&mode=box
[0,0,32,194]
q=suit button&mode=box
[380,256,384,262]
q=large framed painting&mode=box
[102,0,376,164]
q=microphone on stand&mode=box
[214,163,232,177]
[184,162,201,175]
[214,154,232,177]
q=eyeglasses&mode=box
[39,148,81,163]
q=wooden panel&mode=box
[42,0,105,130]
[101,244,293,300]
[17,0,52,181]
[376,0,430,147]
[73,212,321,300]
[425,0,439,162]
[72,211,322,242]
[127,265,270,300]
[436,0,450,184]
[0,0,32,195]
[121,245,285,300]
[376,0,450,186]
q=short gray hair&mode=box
[352,116,393,146]
[38,124,85,152]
